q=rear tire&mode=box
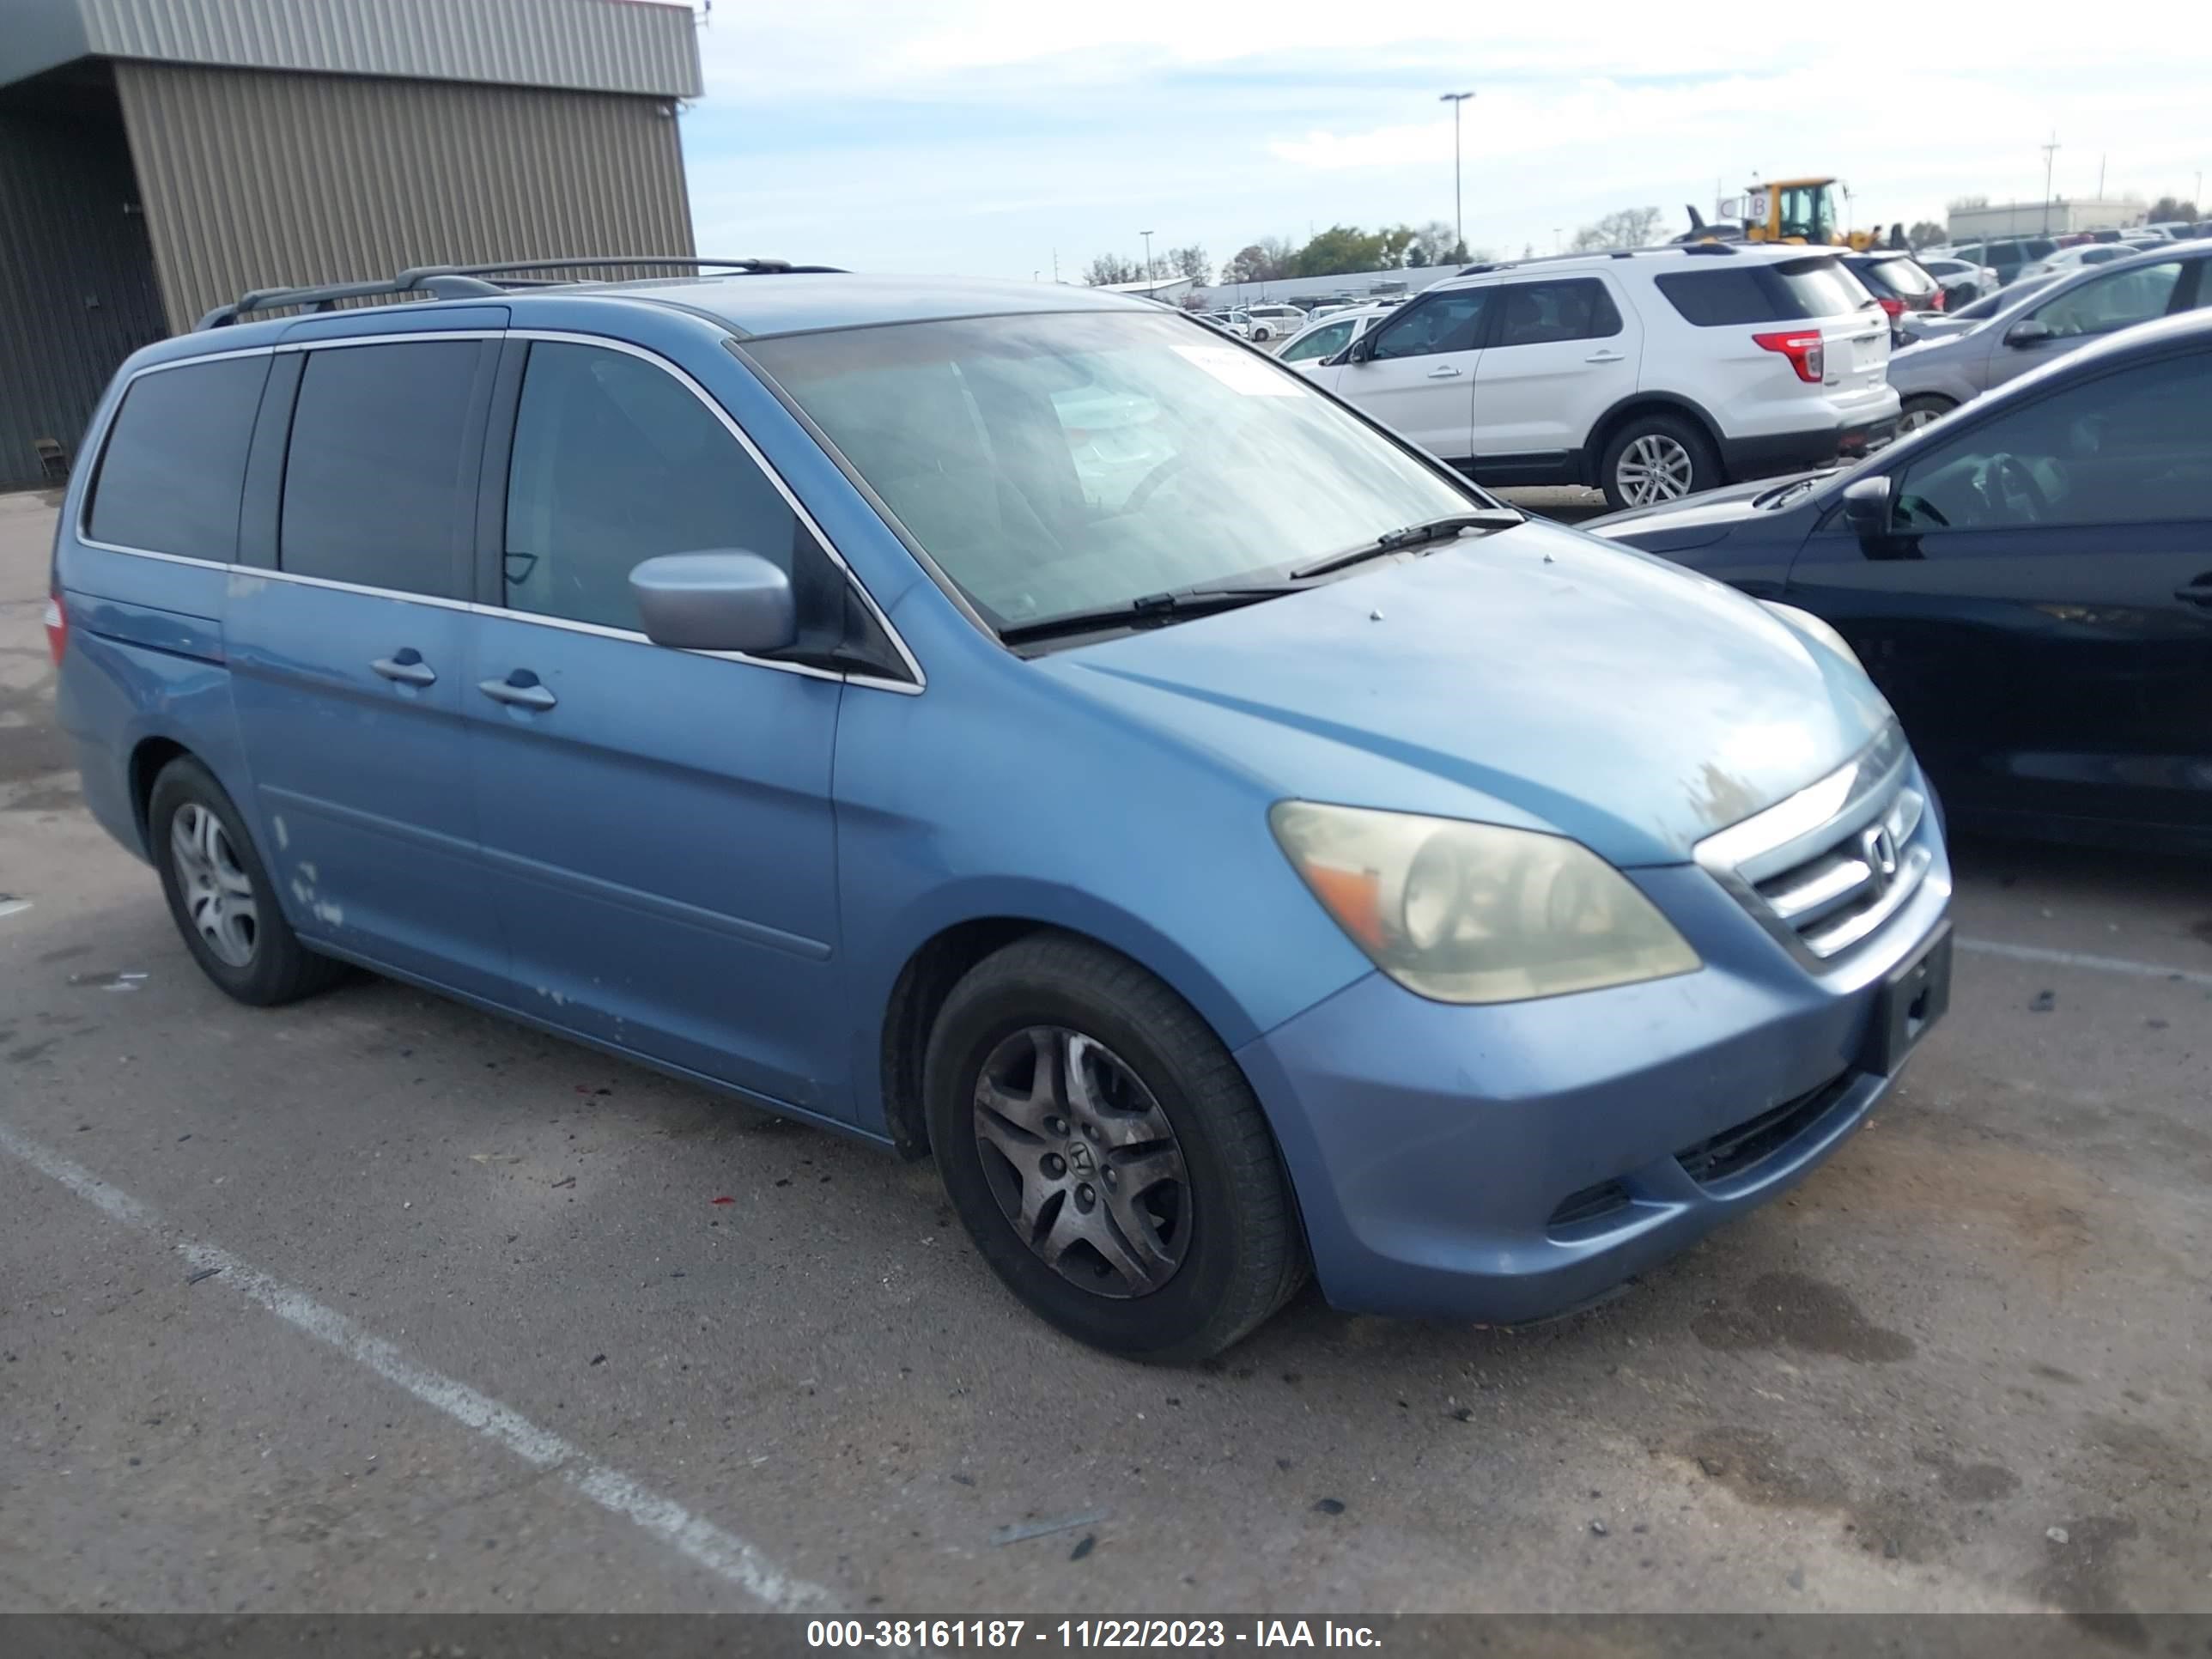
[1898,394,1954,435]
[1599,413,1717,511]
[925,933,1306,1363]
[149,757,345,1006]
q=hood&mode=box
[1041,520,1892,868]
[1581,470,1829,553]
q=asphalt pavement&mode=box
[3,488,2209,1623]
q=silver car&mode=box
[1887,243,2212,430]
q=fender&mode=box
[1579,390,1728,487]
[842,874,1351,1138]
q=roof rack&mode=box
[1455,242,1740,279]
[196,255,847,331]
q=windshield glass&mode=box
[748,310,1477,628]
[1863,256,1938,300]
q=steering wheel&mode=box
[1989,452,2051,524]
[1122,452,1191,514]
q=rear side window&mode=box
[1857,258,1938,301]
[280,342,483,598]
[88,356,269,560]
[1492,279,1624,347]
[1654,258,1869,325]
[501,341,830,633]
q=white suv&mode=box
[1306,244,1899,508]
[1242,304,1309,343]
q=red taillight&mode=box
[1874,295,1907,319]
[1927,286,1946,311]
[45,586,68,664]
[1753,329,1826,384]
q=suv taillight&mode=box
[1927,286,1946,311]
[1753,329,1826,383]
[1872,295,1907,320]
[45,586,68,664]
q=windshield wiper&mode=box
[997,583,1304,647]
[1756,471,1834,508]
[1290,511,1522,580]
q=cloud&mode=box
[669,0,2206,279]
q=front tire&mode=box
[1250,325,1272,343]
[1599,413,1717,511]
[149,757,345,1006]
[925,933,1305,1363]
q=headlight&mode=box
[1268,804,1700,1005]
[1763,599,1865,672]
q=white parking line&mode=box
[0,1120,830,1612]
[1959,936,2212,990]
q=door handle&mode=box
[371,650,436,687]
[2176,580,2212,606]
[1584,350,1626,364]
[1425,365,1464,380]
[477,673,557,711]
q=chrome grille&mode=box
[1695,723,1932,965]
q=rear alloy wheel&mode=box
[1600,414,1716,512]
[1898,395,1953,435]
[149,757,347,1006]
[925,933,1305,1362]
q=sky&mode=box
[675,1,2207,283]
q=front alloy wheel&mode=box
[925,933,1306,1361]
[972,1025,1191,1297]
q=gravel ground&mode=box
[3,488,2207,1625]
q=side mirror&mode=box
[2004,319,2053,348]
[1840,475,1893,541]
[629,550,797,654]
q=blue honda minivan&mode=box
[50,259,1953,1360]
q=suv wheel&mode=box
[924,933,1305,1363]
[1898,394,1953,434]
[149,757,346,1006]
[1599,414,1716,511]
[1250,325,1273,342]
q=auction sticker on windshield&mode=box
[1171,343,1302,395]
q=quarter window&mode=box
[280,342,484,598]
[1492,279,1624,347]
[501,342,827,633]
[88,356,270,561]
[1893,351,2210,533]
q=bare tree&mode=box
[1569,205,1666,252]
[1167,244,1212,283]
[1083,252,1144,286]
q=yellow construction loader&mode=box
[1680,179,1881,250]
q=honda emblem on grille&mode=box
[1861,823,1899,883]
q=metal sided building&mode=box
[0,0,702,490]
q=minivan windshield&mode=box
[749,310,1478,629]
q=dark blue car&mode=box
[49,259,1953,1360]
[1589,307,2212,854]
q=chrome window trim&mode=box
[69,329,925,698]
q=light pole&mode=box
[1141,229,1155,287]
[2040,131,2060,234]
[1439,91,1474,257]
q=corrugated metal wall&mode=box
[75,0,701,99]
[114,62,696,334]
[0,97,167,489]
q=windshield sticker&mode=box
[1171,343,1302,396]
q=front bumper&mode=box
[1236,833,1953,1324]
